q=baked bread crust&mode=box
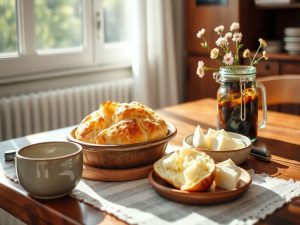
[75,101,168,144]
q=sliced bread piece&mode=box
[154,147,215,191]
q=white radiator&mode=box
[0,78,133,141]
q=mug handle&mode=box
[257,81,267,129]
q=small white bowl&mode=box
[16,141,83,199]
[183,132,252,165]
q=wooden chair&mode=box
[257,75,300,106]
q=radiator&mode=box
[0,78,133,141]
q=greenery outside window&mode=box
[0,0,132,78]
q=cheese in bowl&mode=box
[183,125,252,165]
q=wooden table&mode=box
[0,98,299,225]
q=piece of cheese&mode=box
[193,125,209,149]
[205,128,217,149]
[215,159,241,190]
[218,159,241,177]
[216,135,240,151]
[205,128,243,151]
[215,166,240,190]
[233,138,246,149]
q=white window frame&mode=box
[0,0,131,79]
[93,0,132,64]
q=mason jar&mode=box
[217,66,267,142]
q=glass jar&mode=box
[217,66,267,142]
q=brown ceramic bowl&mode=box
[183,132,252,165]
[67,122,177,169]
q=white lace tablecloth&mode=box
[70,171,300,225]
[2,127,300,224]
[4,158,300,225]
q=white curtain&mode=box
[132,0,182,109]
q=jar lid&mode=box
[219,66,256,81]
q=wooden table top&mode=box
[0,98,299,225]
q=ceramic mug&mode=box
[16,141,83,199]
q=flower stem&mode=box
[235,41,239,65]
[251,45,262,66]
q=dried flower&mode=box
[222,52,234,65]
[230,22,240,31]
[259,38,267,47]
[196,61,205,78]
[216,37,228,47]
[243,49,250,58]
[210,48,219,59]
[263,50,268,60]
[225,32,232,39]
[195,23,268,78]
[197,29,206,39]
[232,32,243,43]
[214,25,225,34]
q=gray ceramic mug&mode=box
[16,141,83,199]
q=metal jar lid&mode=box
[219,66,256,82]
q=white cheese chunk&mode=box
[209,133,245,151]
[205,128,217,149]
[192,126,246,151]
[215,159,241,190]
[193,125,209,149]
[215,166,239,190]
[218,159,241,177]
[233,138,246,149]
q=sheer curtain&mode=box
[132,0,182,109]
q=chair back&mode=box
[257,75,300,106]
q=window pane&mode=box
[0,0,17,54]
[103,0,131,43]
[35,0,83,51]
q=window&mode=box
[0,0,132,78]
[0,0,18,55]
[35,0,83,52]
[95,0,132,64]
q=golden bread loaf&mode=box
[75,101,168,144]
[154,147,215,191]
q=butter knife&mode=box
[250,147,271,162]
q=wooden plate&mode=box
[148,168,252,205]
[83,163,153,181]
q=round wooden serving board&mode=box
[82,163,153,181]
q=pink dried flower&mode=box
[222,52,234,65]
